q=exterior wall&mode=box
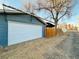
[0,14,44,47]
[8,21,43,46]
[7,15,43,25]
[0,15,8,47]
[42,25,45,37]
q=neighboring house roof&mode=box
[40,18,55,27]
[0,4,45,25]
[46,22,55,27]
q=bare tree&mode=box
[24,0,73,34]
[19,0,38,14]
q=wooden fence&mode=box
[45,27,56,38]
[45,27,63,38]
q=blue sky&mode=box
[67,0,79,24]
[0,0,22,9]
[0,0,79,25]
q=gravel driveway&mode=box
[0,31,79,59]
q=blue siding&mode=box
[42,25,45,37]
[0,15,8,47]
[7,15,32,23]
[32,17,43,25]
[7,15,43,25]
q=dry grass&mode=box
[0,35,68,59]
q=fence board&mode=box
[45,27,56,38]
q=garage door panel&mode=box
[8,21,42,45]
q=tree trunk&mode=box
[55,22,58,35]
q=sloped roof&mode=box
[0,9,22,13]
[46,22,55,27]
[0,4,45,24]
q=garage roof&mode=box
[0,4,45,25]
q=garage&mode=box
[0,9,45,47]
[7,12,45,46]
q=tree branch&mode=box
[50,9,55,19]
[35,7,50,12]
[35,6,55,19]
[58,8,68,20]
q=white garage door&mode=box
[8,21,43,45]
